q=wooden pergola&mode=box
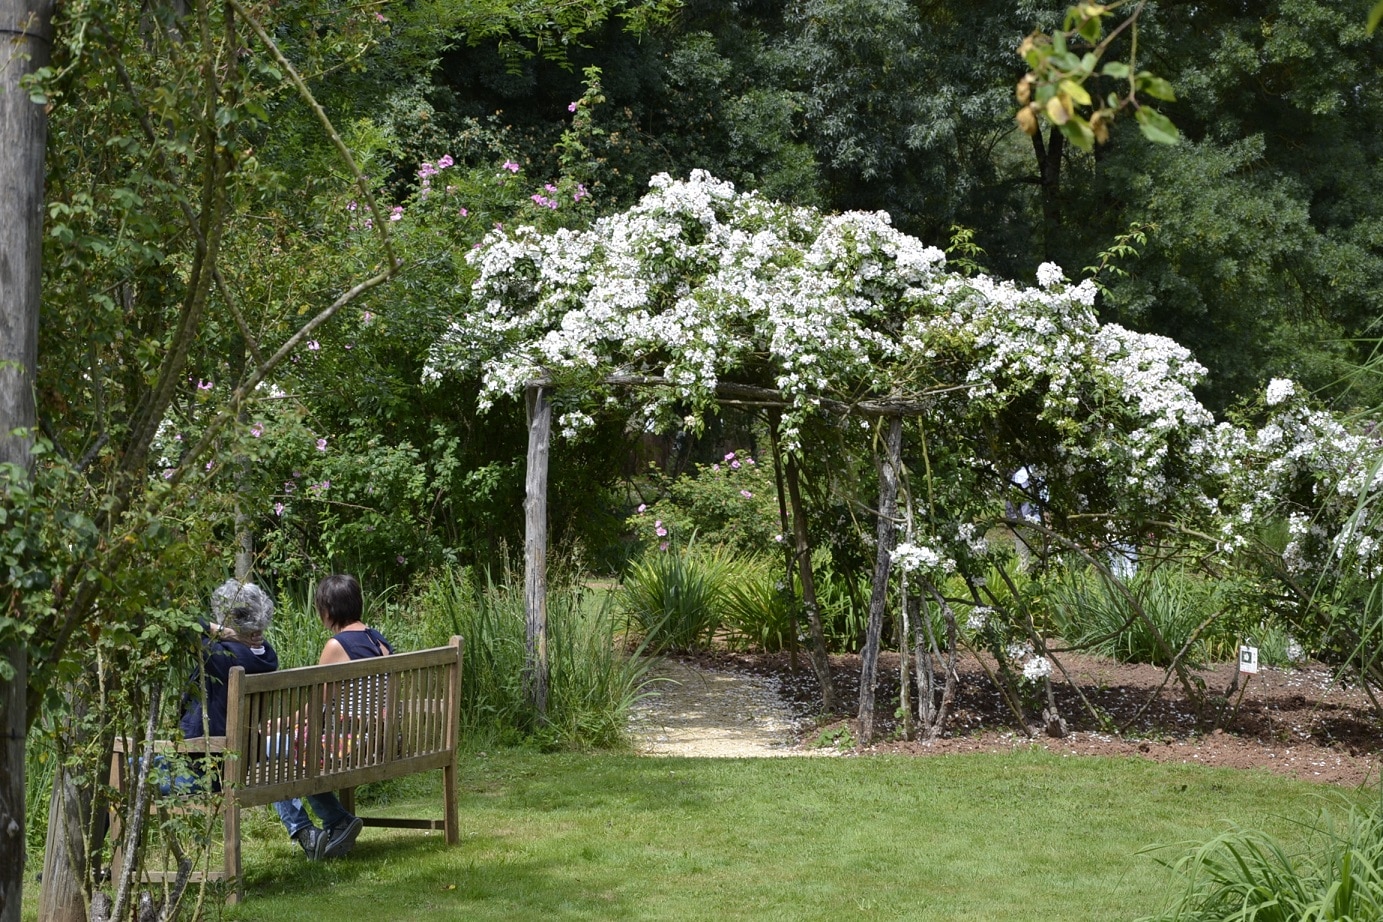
[518,373,949,739]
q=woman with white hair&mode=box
[170,580,279,788]
[156,583,277,796]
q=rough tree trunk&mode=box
[0,1,53,918]
[37,760,92,922]
[1032,125,1064,261]
[857,417,902,742]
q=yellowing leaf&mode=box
[1059,79,1091,107]
[1016,106,1039,135]
[1046,96,1071,126]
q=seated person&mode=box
[164,579,279,792]
[274,574,394,861]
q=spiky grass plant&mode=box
[721,562,795,652]
[413,568,650,750]
[1047,565,1230,666]
[1141,792,1383,921]
[618,546,739,653]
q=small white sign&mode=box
[1239,644,1259,674]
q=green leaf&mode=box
[1101,61,1130,80]
[1059,117,1096,152]
[1076,14,1102,44]
[1136,72,1176,102]
[1370,2,1383,35]
[1135,108,1180,145]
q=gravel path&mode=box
[628,658,823,757]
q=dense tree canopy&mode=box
[385,0,1383,410]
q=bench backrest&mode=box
[224,636,462,807]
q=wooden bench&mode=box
[110,636,464,901]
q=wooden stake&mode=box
[523,384,551,721]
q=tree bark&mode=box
[1032,126,1064,261]
[0,1,53,918]
[784,454,837,712]
[857,417,902,742]
[37,760,91,922]
[523,384,551,721]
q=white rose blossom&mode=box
[1265,378,1296,407]
[1022,656,1053,682]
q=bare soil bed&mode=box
[664,649,1383,787]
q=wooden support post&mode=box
[767,416,799,671]
[858,416,903,743]
[523,384,551,721]
[784,454,838,712]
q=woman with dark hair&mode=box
[274,573,394,860]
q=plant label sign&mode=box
[1239,644,1259,674]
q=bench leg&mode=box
[224,800,242,904]
[443,763,459,845]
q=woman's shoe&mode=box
[294,826,327,861]
[322,816,364,859]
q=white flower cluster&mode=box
[425,171,949,447]
[558,410,595,440]
[1265,378,1295,407]
[1001,641,1051,682]
[956,523,989,558]
[891,541,955,575]
[1022,655,1053,682]
[1217,379,1383,581]
[425,171,1383,592]
[966,606,993,632]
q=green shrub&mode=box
[544,588,653,750]
[1141,792,1383,921]
[721,557,795,652]
[424,568,652,749]
[618,546,738,653]
[1047,566,1230,666]
[628,449,782,556]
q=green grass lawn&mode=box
[23,749,1368,921]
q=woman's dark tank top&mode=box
[335,627,394,660]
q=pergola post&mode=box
[858,415,903,742]
[523,383,551,720]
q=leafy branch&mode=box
[1016,2,1178,151]
[1081,221,1156,291]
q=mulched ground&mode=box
[687,648,1383,787]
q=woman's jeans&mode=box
[274,793,353,837]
